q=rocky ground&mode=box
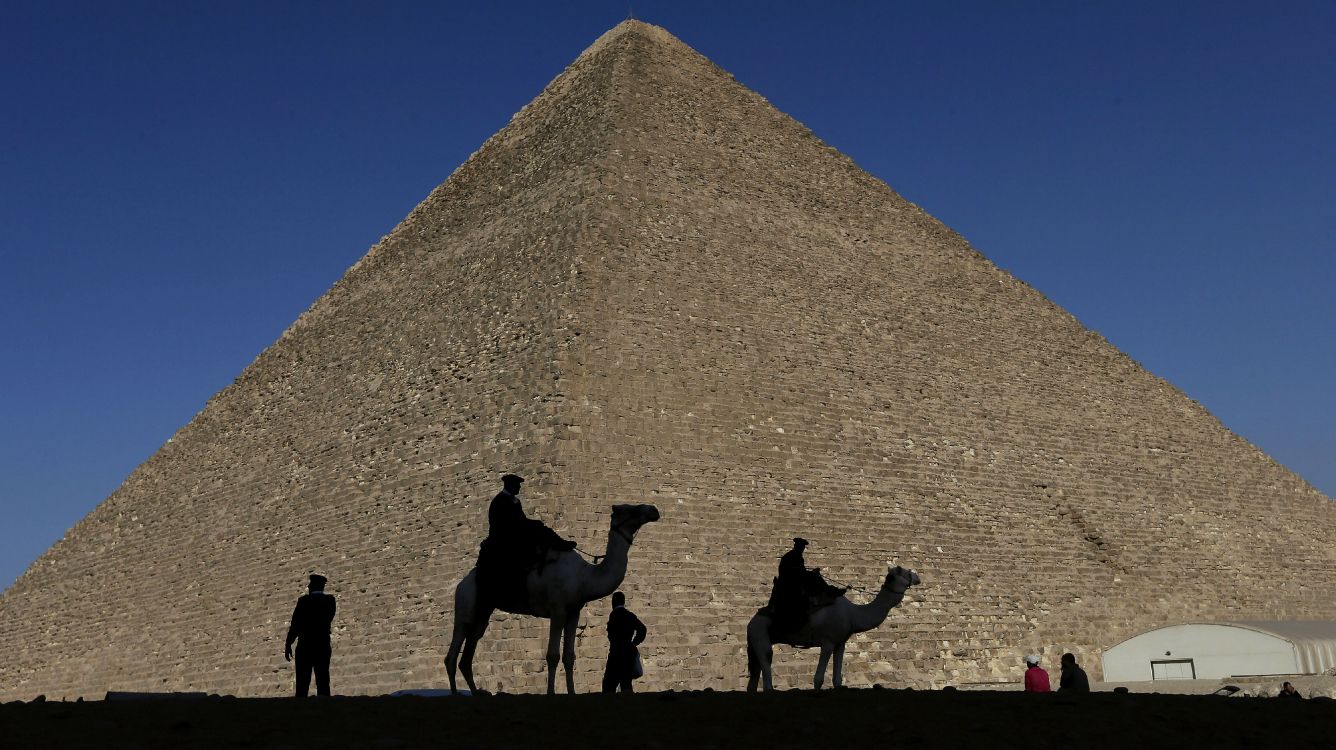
[2,687,1333,750]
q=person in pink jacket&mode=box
[1023,654,1051,692]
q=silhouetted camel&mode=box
[445,503,660,694]
[746,565,920,691]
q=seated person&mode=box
[767,537,846,631]
[477,474,576,603]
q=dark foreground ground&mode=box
[2,689,1333,750]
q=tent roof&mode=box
[1108,621,1336,674]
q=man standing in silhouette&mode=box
[1023,654,1051,692]
[284,574,336,697]
[1059,652,1090,692]
[602,591,648,693]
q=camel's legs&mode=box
[746,637,760,693]
[561,608,580,695]
[832,642,846,688]
[444,620,467,694]
[814,642,833,690]
[760,640,775,692]
[744,627,757,693]
[752,631,775,692]
[545,615,565,695]
[459,606,493,694]
[745,618,774,692]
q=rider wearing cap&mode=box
[478,473,576,605]
[769,537,847,631]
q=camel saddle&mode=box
[476,536,569,612]
[759,575,845,638]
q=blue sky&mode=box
[1,1,1332,591]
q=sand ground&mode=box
[2,687,1334,750]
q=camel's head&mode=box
[610,504,661,538]
[882,565,922,595]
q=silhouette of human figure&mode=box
[488,473,530,533]
[284,574,336,697]
[477,474,576,605]
[1278,681,1303,699]
[777,537,808,588]
[1059,652,1090,692]
[601,591,647,693]
[768,538,846,632]
[788,538,847,597]
[1023,654,1051,692]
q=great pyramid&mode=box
[3,21,1333,699]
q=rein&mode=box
[572,518,635,564]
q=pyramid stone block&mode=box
[2,21,1333,699]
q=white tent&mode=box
[1102,621,1336,681]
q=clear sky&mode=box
[2,1,1332,591]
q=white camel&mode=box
[444,503,660,694]
[746,565,921,691]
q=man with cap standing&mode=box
[1023,654,1051,693]
[601,591,648,693]
[285,574,337,697]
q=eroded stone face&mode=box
[2,21,1334,700]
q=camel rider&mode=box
[770,538,846,630]
[478,474,576,603]
[487,474,528,533]
[783,538,847,598]
[777,537,809,588]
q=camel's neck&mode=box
[849,584,906,634]
[580,522,634,602]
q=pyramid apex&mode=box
[578,18,683,59]
[606,18,661,34]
